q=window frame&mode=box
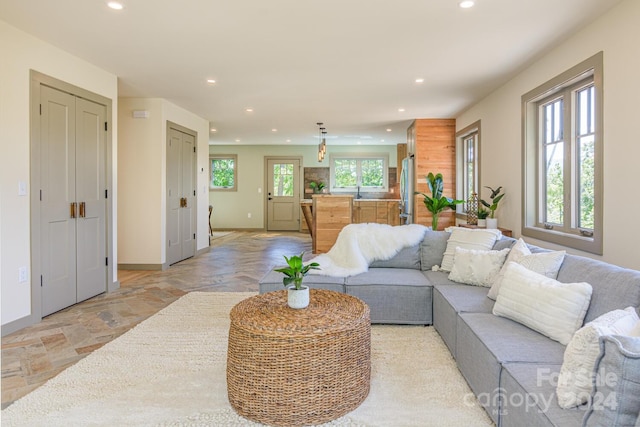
[521,52,603,254]
[329,153,389,193]
[455,121,481,217]
[209,154,238,192]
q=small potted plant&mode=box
[274,252,320,309]
[309,180,326,194]
[477,207,489,227]
[480,186,504,229]
[416,172,464,231]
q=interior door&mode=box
[267,158,300,231]
[40,86,77,316]
[40,86,107,316]
[167,126,196,265]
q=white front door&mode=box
[266,158,301,231]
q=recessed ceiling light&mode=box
[386,128,392,132]
[235,139,241,142]
[415,78,424,83]
[286,139,291,143]
[271,128,277,132]
[210,128,217,132]
[245,108,253,113]
[459,0,475,8]
[206,79,216,84]
[398,108,406,113]
[107,1,124,10]
[381,139,385,143]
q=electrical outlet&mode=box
[19,267,28,283]
[247,213,252,218]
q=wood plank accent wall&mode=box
[411,119,457,230]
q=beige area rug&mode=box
[1,292,493,427]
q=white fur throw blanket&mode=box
[309,223,428,277]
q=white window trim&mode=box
[329,153,389,193]
[209,154,238,192]
[455,121,481,217]
[521,52,603,254]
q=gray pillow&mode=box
[370,244,421,269]
[582,334,640,427]
[492,236,517,251]
[420,229,450,271]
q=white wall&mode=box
[209,145,397,229]
[118,98,210,266]
[456,0,640,270]
[0,20,119,326]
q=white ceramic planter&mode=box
[486,218,498,229]
[477,219,487,227]
[287,285,310,309]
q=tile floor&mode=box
[1,231,312,408]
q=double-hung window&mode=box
[330,154,388,193]
[522,52,603,254]
[209,154,237,191]
[456,121,481,215]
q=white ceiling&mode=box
[0,0,622,146]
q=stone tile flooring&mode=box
[1,231,311,408]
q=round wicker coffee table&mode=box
[227,289,371,427]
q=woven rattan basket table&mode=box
[227,289,371,426]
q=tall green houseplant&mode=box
[481,186,504,219]
[416,172,464,231]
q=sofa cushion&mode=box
[500,363,586,427]
[488,238,566,300]
[492,236,517,251]
[581,335,640,427]
[370,244,421,269]
[345,268,432,324]
[420,229,450,271]
[440,227,502,272]
[448,247,509,287]
[493,262,592,345]
[555,253,640,323]
[557,307,640,409]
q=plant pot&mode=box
[477,219,487,227]
[486,218,498,229]
[287,285,310,309]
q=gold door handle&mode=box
[179,197,184,208]
[70,202,77,218]
[79,202,86,218]
[183,197,187,208]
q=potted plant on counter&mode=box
[416,172,464,231]
[477,207,489,227]
[274,252,320,309]
[309,180,326,194]
[481,186,504,229]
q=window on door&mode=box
[522,52,603,254]
[210,154,237,191]
[272,163,294,196]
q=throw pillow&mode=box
[448,247,510,287]
[556,307,640,409]
[493,262,592,345]
[487,238,565,300]
[440,227,502,272]
[582,335,640,427]
[420,229,451,271]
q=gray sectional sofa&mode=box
[259,229,640,426]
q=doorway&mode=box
[30,72,113,319]
[166,122,197,265]
[266,157,301,231]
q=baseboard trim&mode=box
[2,313,37,337]
[196,246,210,256]
[117,263,165,271]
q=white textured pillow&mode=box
[488,238,565,300]
[440,227,502,272]
[557,307,640,409]
[448,247,510,287]
[493,262,592,345]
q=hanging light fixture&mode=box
[316,122,327,162]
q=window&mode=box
[272,163,294,196]
[330,154,388,192]
[522,52,603,254]
[456,121,481,216]
[210,154,237,191]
